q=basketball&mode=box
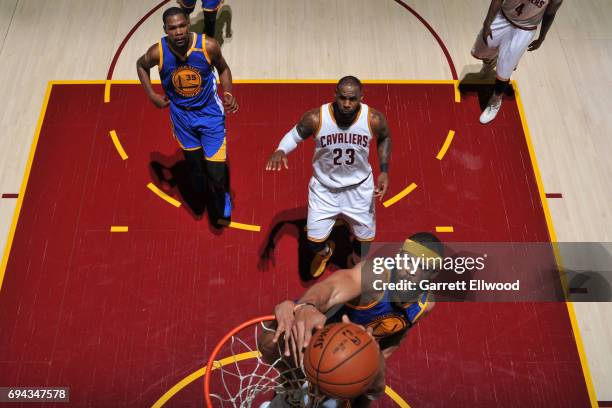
[303,322,380,400]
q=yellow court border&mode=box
[514,81,598,407]
[0,82,53,293]
[104,80,111,103]
[2,80,591,406]
[453,80,461,103]
[100,79,458,85]
[152,351,411,408]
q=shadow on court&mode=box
[188,4,233,47]
[215,5,233,46]
[148,150,231,232]
[458,64,515,110]
[258,207,354,283]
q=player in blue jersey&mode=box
[137,7,237,221]
[260,232,443,407]
[177,0,223,39]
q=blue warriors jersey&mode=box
[339,291,429,338]
[327,284,430,350]
[158,32,224,117]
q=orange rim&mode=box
[204,315,275,407]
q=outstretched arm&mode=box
[265,108,320,171]
[136,44,169,108]
[298,263,363,312]
[370,109,391,201]
[528,0,563,51]
[206,36,238,113]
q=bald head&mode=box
[336,76,363,93]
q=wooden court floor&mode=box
[0,0,610,406]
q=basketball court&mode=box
[0,1,610,407]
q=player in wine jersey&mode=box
[265,77,391,278]
[137,7,237,222]
[472,0,563,124]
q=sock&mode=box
[494,77,510,97]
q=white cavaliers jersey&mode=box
[502,0,550,30]
[312,103,373,189]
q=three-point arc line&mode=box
[218,220,261,232]
[104,80,111,103]
[382,129,455,208]
[435,226,454,233]
[383,183,417,208]
[147,182,182,207]
[99,0,449,240]
[436,130,455,160]
[110,226,129,232]
[109,130,128,160]
[453,82,460,103]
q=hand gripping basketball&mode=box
[272,300,295,357]
[303,318,381,400]
[292,305,326,366]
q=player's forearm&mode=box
[298,283,336,313]
[276,126,304,154]
[219,66,233,95]
[299,268,362,312]
[537,12,557,40]
[483,0,503,26]
[136,58,155,98]
[377,137,391,173]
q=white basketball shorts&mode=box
[307,172,375,242]
[471,12,537,80]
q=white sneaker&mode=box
[479,99,502,124]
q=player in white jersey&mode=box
[265,77,391,278]
[472,0,563,124]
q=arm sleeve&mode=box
[276,126,303,154]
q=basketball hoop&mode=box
[204,315,327,408]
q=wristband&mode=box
[277,126,303,154]
[223,91,233,97]
[380,163,389,173]
[293,302,317,313]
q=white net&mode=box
[205,317,335,408]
